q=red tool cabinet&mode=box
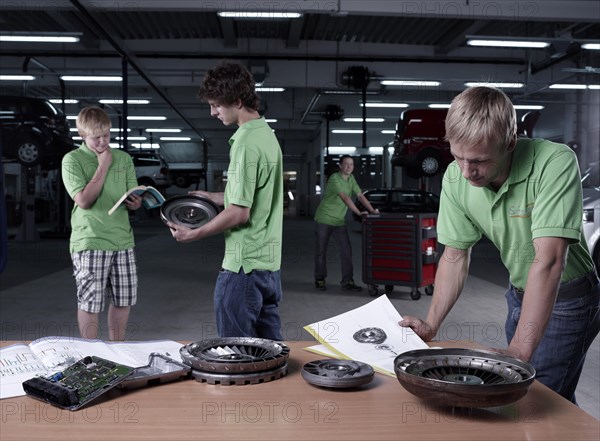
[362,212,438,299]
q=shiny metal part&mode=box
[180,337,290,373]
[191,363,288,386]
[353,327,387,344]
[301,359,374,388]
[160,194,219,229]
[394,348,536,408]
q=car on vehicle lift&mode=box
[0,95,74,169]
[391,108,540,179]
[126,150,170,188]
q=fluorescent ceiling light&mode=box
[0,75,35,81]
[465,82,524,88]
[127,116,167,121]
[467,39,549,48]
[160,136,191,141]
[218,11,302,19]
[381,130,396,134]
[369,147,384,154]
[146,128,181,133]
[361,103,408,108]
[549,84,587,89]
[328,147,357,154]
[513,105,545,110]
[265,119,277,123]
[116,136,146,141]
[132,143,160,149]
[0,34,80,43]
[343,117,385,123]
[61,75,122,82]
[110,128,131,132]
[146,129,181,133]
[428,103,451,108]
[581,43,600,50]
[332,129,364,134]
[49,99,79,104]
[588,85,600,90]
[256,87,285,92]
[381,80,441,87]
[99,99,150,105]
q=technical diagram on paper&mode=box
[304,295,428,376]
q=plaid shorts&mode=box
[71,249,138,313]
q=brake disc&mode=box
[301,359,374,389]
[393,348,536,408]
[353,327,387,344]
[160,194,219,229]
[180,337,290,373]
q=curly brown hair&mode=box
[197,61,260,111]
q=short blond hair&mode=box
[445,87,516,150]
[76,106,111,138]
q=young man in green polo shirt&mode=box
[314,155,379,291]
[62,106,143,341]
[166,61,284,340]
[399,86,600,404]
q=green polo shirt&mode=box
[314,172,361,226]
[62,144,138,253]
[222,117,283,273]
[438,138,594,289]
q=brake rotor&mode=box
[301,359,374,389]
[394,348,536,408]
[160,194,219,229]
[353,327,387,344]
[180,337,290,373]
[191,363,288,386]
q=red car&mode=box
[391,108,540,179]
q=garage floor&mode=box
[1,215,598,419]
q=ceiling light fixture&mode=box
[581,43,600,50]
[146,128,181,133]
[588,85,600,89]
[428,104,451,109]
[49,99,79,104]
[548,84,587,89]
[343,117,385,123]
[61,75,122,82]
[332,129,364,134]
[0,32,81,43]
[465,82,524,88]
[217,11,302,19]
[0,75,36,81]
[116,136,147,141]
[159,136,191,141]
[327,146,357,154]
[99,99,150,105]
[513,105,545,110]
[380,80,441,87]
[256,87,285,92]
[381,130,396,134]
[361,103,409,108]
[467,39,549,49]
[265,119,278,123]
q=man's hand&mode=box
[398,316,437,342]
[124,193,143,211]
[165,221,200,243]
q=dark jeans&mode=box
[505,272,600,403]
[214,268,283,340]
[314,222,354,283]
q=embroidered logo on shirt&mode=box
[509,203,534,218]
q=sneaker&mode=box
[315,279,327,291]
[341,279,362,292]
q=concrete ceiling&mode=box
[1,1,599,156]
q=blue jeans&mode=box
[314,222,354,283]
[505,273,600,403]
[214,268,283,340]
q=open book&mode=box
[304,295,428,376]
[108,185,166,215]
[0,336,183,399]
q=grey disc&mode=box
[180,337,290,373]
[301,359,374,388]
[353,327,387,344]
[160,194,219,229]
[191,363,288,386]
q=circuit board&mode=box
[22,355,134,410]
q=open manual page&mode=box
[0,336,183,399]
[304,295,428,377]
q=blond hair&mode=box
[76,106,111,137]
[445,87,516,150]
